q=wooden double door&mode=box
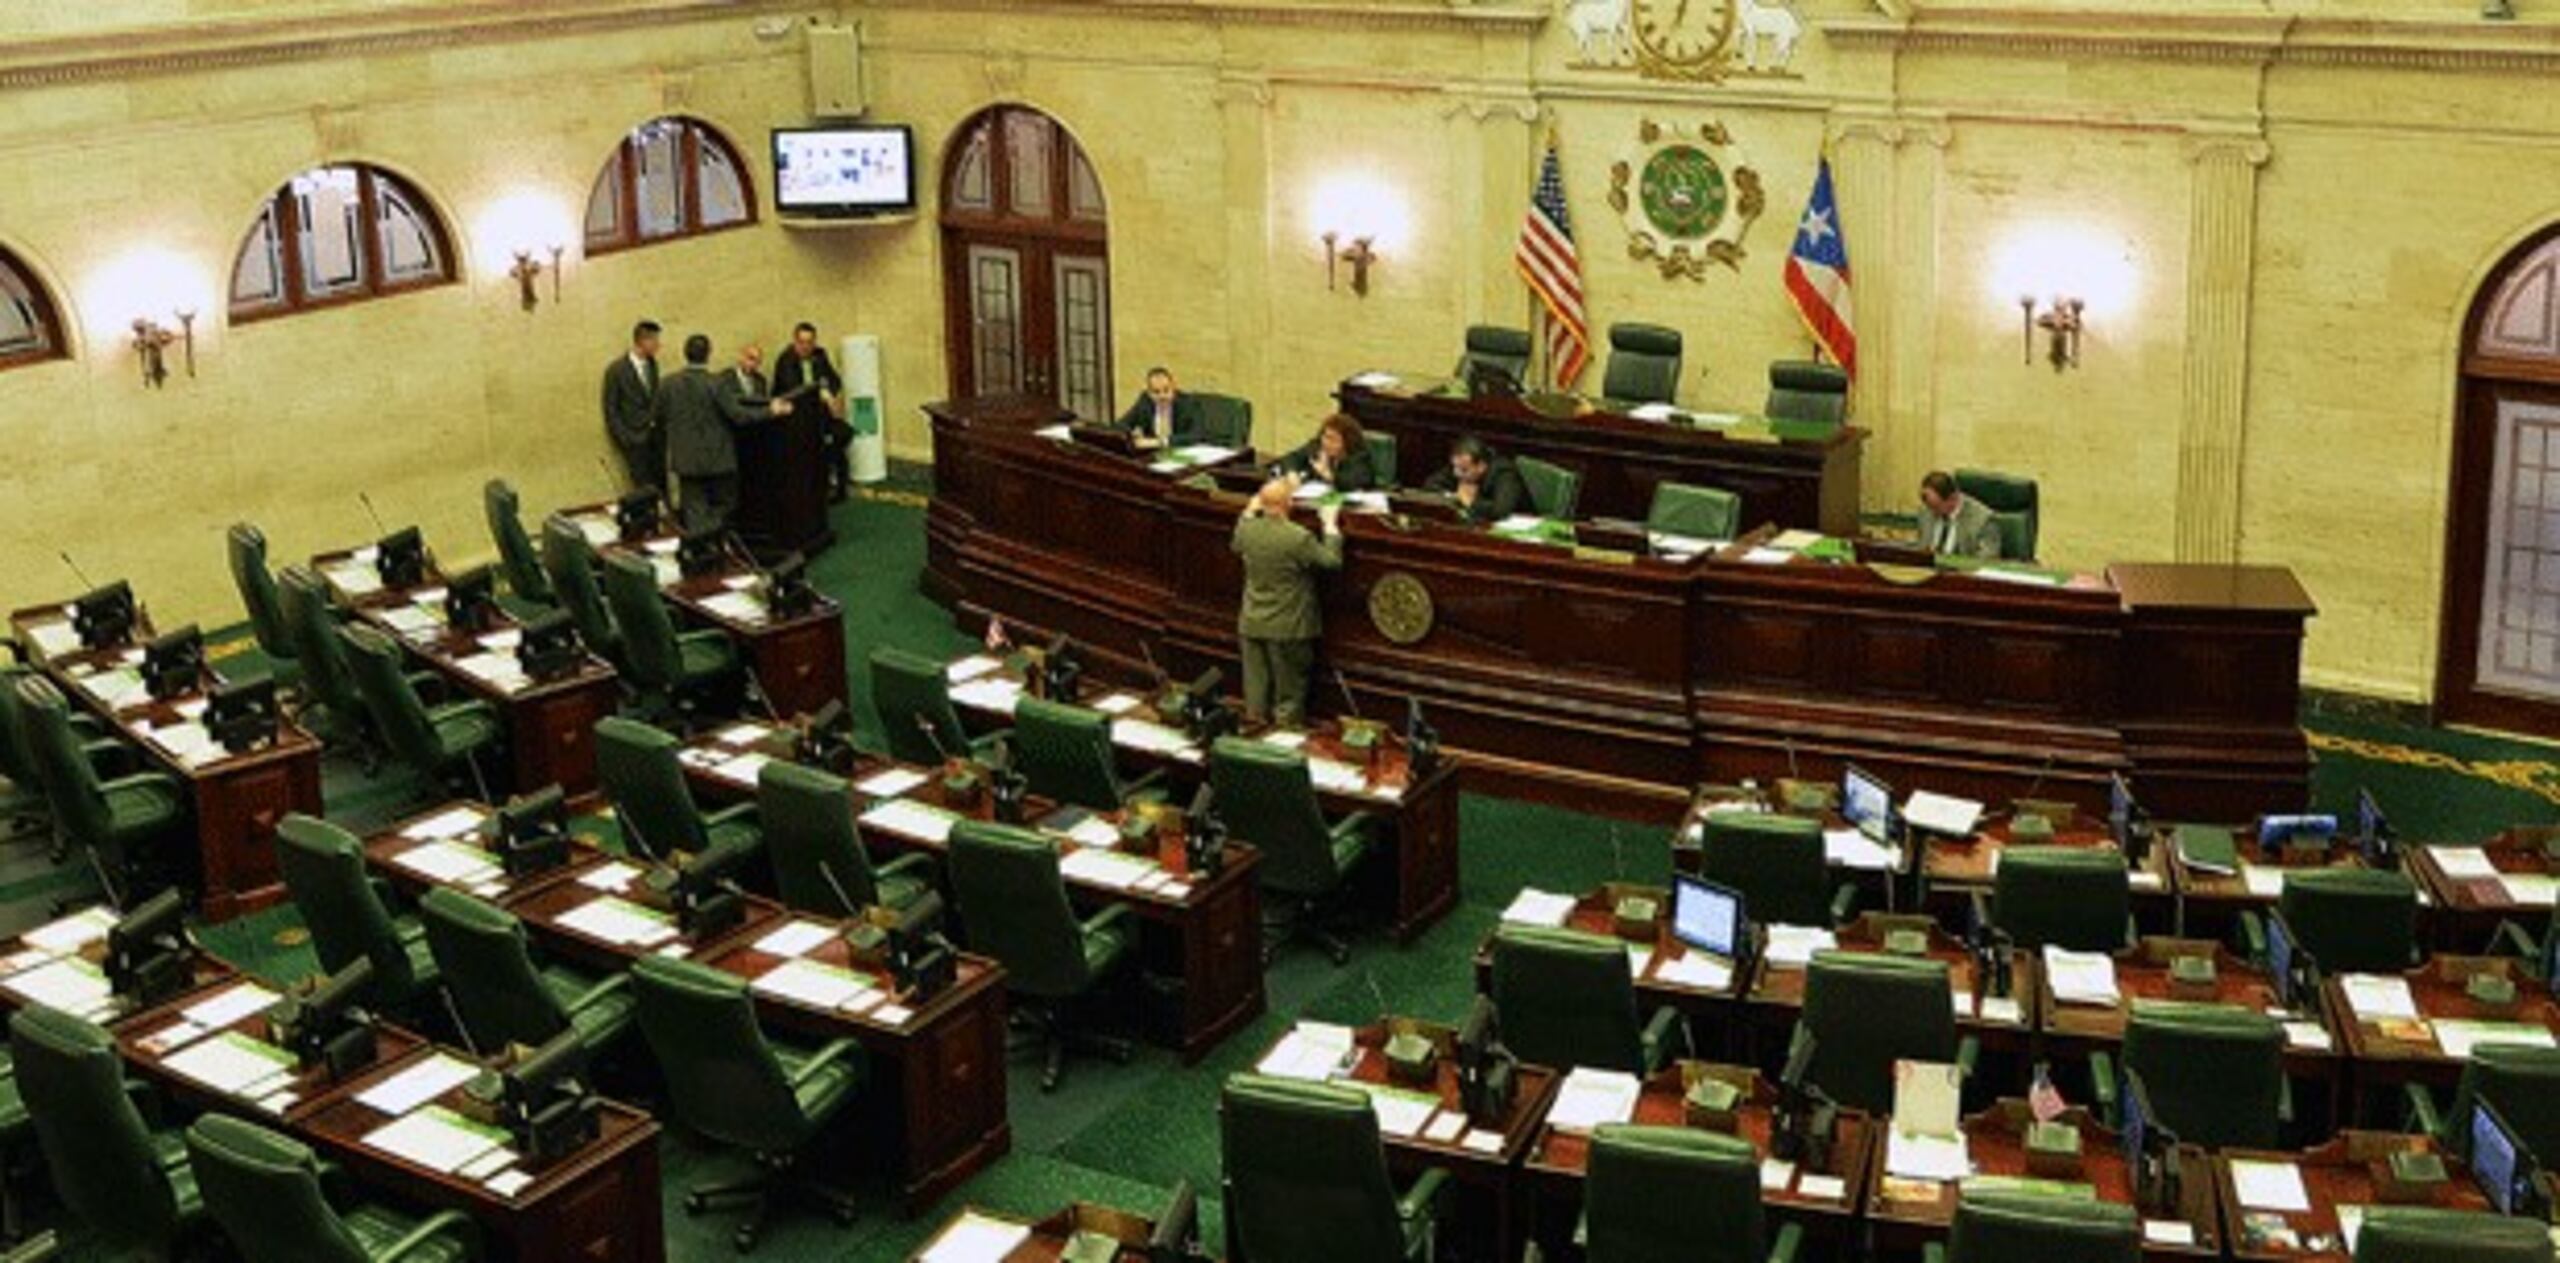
[939,104,1115,421]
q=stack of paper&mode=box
[143,720,222,768]
[1546,1068,1642,1133]
[2339,974,2420,1022]
[8,957,113,1019]
[356,1054,480,1115]
[2238,864,2288,899]
[403,805,487,841]
[1500,888,1576,928]
[1824,828,1900,872]
[324,563,383,597]
[74,666,149,710]
[699,591,768,625]
[950,677,1023,715]
[1112,719,1198,757]
[1657,951,1732,991]
[1626,403,1680,424]
[1347,371,1401,389]
[139,982,286,1055]
[22,906,118,956]
[164,1032,296,1099]
[1764,925,1838,969]
[2498,873,2559,907]
[1092,693,1142,717]
[712,751,771,786]
[1883,1130,1970,1181]
[572,514,618,547]
[1650,532,1717,559]
[577,862,642,893]
[1329,1079,1440,1138]
[1259,730,1310,751]
[2427,846,2498,880]
[753,921,835,959]
[919,1212,1034,1263]
[378,605,442,638]
[1291,480,1332,502]
[713,722,770,747]
[1343,491,1391,514]
[363,1106,510,1175]
[454,651,530,693]
[395,841,503,888]
[854,767,930,798]
[1770,530,1825,551]
[1059,848,1160,891]
[1256,1023,1357,1081]
[478,628,523,653]
[2043,947,2121,1007]
[1903,791,1986,837]
[649,557,682,589]
[753,959,878,1011]
[1491,513,1547,535]
[1306,757,1369,794]
[1051,817,1121,850]
[859,799,961,844]
[1740,546,1796,566]
[23,619,77,659]
[2432,1020,2558,1059]
[946,655,1004,683]
[555,896,678,947]
[2228,1159,2311,1212]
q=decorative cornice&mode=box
[1823,8,2560,75]
[865,0,1547,36]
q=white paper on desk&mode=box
[714,752,771,786]
[2336,1205,2370,1255]
[396,841,501,887]
[649,557,682,589]
[1656,951,1733,991]
[578,861,641,893]
[2429,846,2499,880]
[859,798,960,844]
[1547,1068,1642,1133]
[2433,1019,2558,1060]
[1741,546,1795,565]
[1903,791,1985,837]
[1975,567,2064,588]
[1893,1059,1963,1140]
[1420,1111,1466,1144]
[1626,403,1680,423]
[2340,973,2420,1021]
[325,563,383,597]
[1980,997,2026,1026]
[555,896,678,947]
[1759,1158,1796,1192]
[478,628,523,652]
[1796,1174,1848,1202]
[753,959,876,1011]
[402,805,486,841]
[1770,530,1825,551]
[1347,371,1401,390]
[2238,863,2288,899]
[1060,847,1158,891]
[356,1053,479,1116]
[181,982,281,1032]
[1883,1129,1970,1181]
[77,667,149,710]
[377,605,440,636]
[1059,817,1121,850]
[1256,1023,1357,1082]
[1461,1128,1505,1154]
[1344,491,1391,514]
[754,920,835,959]
[950,677,1023,715]
[1112,719,1197,757]
[1092,692,1142,717]
[363,1107,506,1176]
[1032,423,1075,443]
[24,620,77,659]
[1291,480,1332,502]
[1491,513,1546,535]
[1825,828,1900,872]
[483,1168,534,1199]
[700,592,768,624]
[1179,444,1240,466]
[573,514,617,547]
[8,957,111,1017]
[1627,944,1655,978]
[2229,1158,2312,1212]
[1260,729,1310,750]
[2499,873,2560,907]
[1500,888,1576,928]
[2129,870,2165,892]
[945,655,1004,683]
[22,906,117,956]
[2282,1020,2334,1051]
[712,722,769,748]
[2143,1220,2198,1247]
[854,767,929,798]
[1331,1079,1437,1138]
[164,1032,295,1097]
[1307,757,1369,794]
[1764,924,1838,969]
[920,1212,1035,1263]
[2043,947,2121,1007]
[1650,532,1718,559]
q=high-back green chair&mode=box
[417,886,633,1056]
[1645,483,1742,542]
[187,1112,476,1263]
[10,1005,203,1256]
[1764,361,1850,428]
[278,565,375,757]
[484,479,554,606]
[1601,323,1683,407]
[1516,456,1583,520]
[594,716,760,863]
[1952,470,2040,562]
[276,812,441,1015]
[1014,697,1153,813]
[16,675,183,903]
[629,954,863,1252]
[1490,925,1681,1075]
[2278,868,2420,977]
[1220,1074,1446,1263]
[1455,325,1533,385]
[868,647,997,767]
[340,624,500,797]
[1363,430,1400,489]
[601,551,747,720]
[1993,846,2131,953]
[2119,999,2283,1150]
[227,522,300,679]
[538,514,621,668]
[0,663,96,846]
[2421,1042,2560,1164]
[757,761,934,917]
[1193,393,1254,449]
[2351,1207,2553,1263]
[1938,1188,2139,1263]
[1209,737,1377,965]
[948,821,1134,1091]
[1696,812,1849,928]
[1795,952,1964,1115]
[1585,1125,1797,1263]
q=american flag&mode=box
[1515,137,1589,390]
[2028,1063,2067,1122]
[1783,155,1858,379]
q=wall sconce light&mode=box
[131,310,195,388]
[509,245,564,312]
[2485,0,2516,19]
[1322,231,1379,297]
[2019,295,2084,371]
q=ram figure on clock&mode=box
[1609,118,1766,281]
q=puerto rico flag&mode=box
[1783,156,1857,379]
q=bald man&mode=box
[1232,479,1343,726]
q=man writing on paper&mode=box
[1422,436,1529,525]
[1233,478,1342,726]
[1116,366,1206,449]
[1917,471,2003,559]
[772,322,849,502]
[664,333,789,532]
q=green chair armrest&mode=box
[1967,890,1993,938]
[427,700,499,730]
[705,802,760,833]
[786,1038,862,1091]
[1921,1244,1946,1263]
[1123,766,1169,798]
[2090,1051,2118,1126]
[963,729,1014,760]
[1768,1220,1806,1263]
[2238,911,2267,966]
[1082,903,1135,940]
[2492,919,2543,965]
[1572,1210,1588,1250]
[1330,810,1379,843]
[566,973,632,1016]
[100,770,182,802]
[407,670,450,705]
[1639,1005,1688,1073]
[1396,1166,1451,1225]
[1828,882,1859,927]
[80,738,134,777]
[2278,1073,2294,1126]
[878,852,937,882]
[2404,1082,2442,1138]
[1955,1035,1980,1082]
[378,1210,480,1262]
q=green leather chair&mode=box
[1952,470,2040,562]
[2105,999,2283,1150]
[1193,393,1254,449]
[1455,325,1533,385]
[1209,737,1378,965]
[948,821,1135,1091]
[341,624,501,798]
[594,716,760,863]
[757,761,934,917]
[279,565,379,759]
[187,1113,476,1262]
[0,664,111,851]
[2276,868,2420,976]
[601,551,750,722]
[1363,429,1400,489]
[1585,1124,1801,1263]
[483,479,554,606]
[1794,951,1971,1115]
[16,675,184,903]
[1645,482,1742,542]
[9,1005,205,1257]
[1490,925,1683,1075]
[2351,1206,2552,1263]
[0,1047,33,1242]
[2408,1042,2560,1164]
[227,522,300,684]
[868,647,1004,767]
[1014,697,1157,813]
[1992,846,2132,953]
[1601,323,1684,408]
[538,514,621,669]
[417,887,633,1055]
[1764,361,1850,428]
[629,954,863,1252]
[1696,812,1853,928]
[1926,1187,2139,1263]
[1516,455,1582,520]
[1220,1074,1447,1263]
[276,812,443,1016]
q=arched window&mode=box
[584,117,755,255]
[0,246,67,371]
[229,164,454,321]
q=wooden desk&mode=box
[496,853,786,978]
[2324,958,2560,1101]
[311,546,619,799]
[0,904,232,1024]
[359,801,603,908]
[2165,825,2397,939]
[1868,1100,2218,1263]
[2409,833,2557,950]
[1748,913,2035,1049]
[2217,1132,2493,1260]
[2036,939,2341,1085]
[1920,814,2175,909]
[11,601,323,921]
[116,974,424,1124]
[1468,886,1750,1040]
[296,1044,666,1262]
[910,1202,1181,1263]
[733,405,833,559]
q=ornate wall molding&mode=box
[1824,8,2560,76]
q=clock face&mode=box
[1632,0,1733,68]
[1639,145,1729,240]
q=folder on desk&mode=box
[2173,824,2239,876]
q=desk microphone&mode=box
[358,492,388,535]
[58,551,96,591]
[1365,971,1391,1024]
[1140,640,1172,691]
[1608,822,1625,882]
[1333,668,1363,722]
[1783,733,1801,782]
[819,858,862,919]
[597,457,621,495]
[2013,753,2056,820]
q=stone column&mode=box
[2176,131,2271,563]
[1218,74,1275,448]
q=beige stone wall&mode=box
[6,0,2559,704]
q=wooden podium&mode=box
[736,404,833,558]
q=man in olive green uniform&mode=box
[1233,478,1343,725]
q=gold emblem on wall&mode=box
[1562,0,1806,82]
[1368,572,1436,646]
[1608,118,1766,280]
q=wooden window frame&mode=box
[229,165,455,325]
[937,107,1107,245]
[584,118,759,258]
[0,248,67,373]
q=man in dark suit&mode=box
[664,333,787,533]
[1423,436,1529,525]
[601,319,664,492]
[1114,366,1206,448]
[771,322,847,501]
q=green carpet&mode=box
[16,469,2560,1261]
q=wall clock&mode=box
[1630,0,1737,81]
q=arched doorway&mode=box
[940,105,1113,419]
[2440,226,2560,732]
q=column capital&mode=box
[1215,73,1273,109]
[2183,129,2270,168]
[1439,90,1541,124]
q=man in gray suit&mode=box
[1918,470,2004,559]
[663,333,787,533]
[601,319,664,491]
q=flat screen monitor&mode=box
[2472,1100,2529,1215]
[2120,1064,2153,1175]
[773,125,917,219]
[2108,772,2137,843]
[1671,874,1742,959]
[2356,787,2395,866]
[2267,913,2298,1010]
[1841,763,1892,840]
